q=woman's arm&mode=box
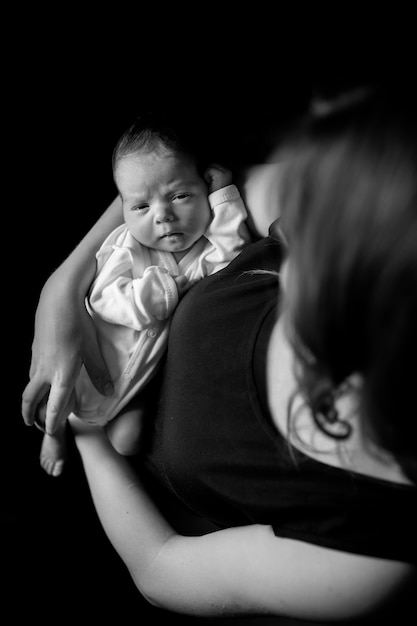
[21,195,124,435]
[70,416,414,621]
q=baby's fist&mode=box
[204,164,232,194]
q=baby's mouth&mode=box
[162,232,182,238]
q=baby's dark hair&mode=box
[279,85,417,483]
[112,109,210,177]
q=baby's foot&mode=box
[40,432,67,477]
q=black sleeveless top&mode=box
[143,236,417,564]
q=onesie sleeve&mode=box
[88,247,178,330]
[201,184,252,275]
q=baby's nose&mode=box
[155,203,174,223]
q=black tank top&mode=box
[143,236,417,564]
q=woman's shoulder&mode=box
[235,163,285,239]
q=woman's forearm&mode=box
[55,195,123,296]
[22,196,124,430]
[72,418,408,621]
[73,423,175,587]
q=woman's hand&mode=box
[22,270,113,435]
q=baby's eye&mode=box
[173,193,191,201]
[132,204,149,211]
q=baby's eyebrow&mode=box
[123,192,149,202]
[166,181,198,191]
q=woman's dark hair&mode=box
[279,85,417,483]
[112,109,211,177]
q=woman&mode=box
[22,86,416,622]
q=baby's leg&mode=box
[39,424,67,477]
[106,398,146,456]
[35,393,74,477]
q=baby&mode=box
[39,111,252,476]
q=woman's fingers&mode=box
[43,373,78,434]
[21,377,51,426]
[22,280,113,434]
[22,365,78,434]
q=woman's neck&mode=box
[267,318,413,486]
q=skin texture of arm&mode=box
[70,415,413,622]
[21,195,124,435]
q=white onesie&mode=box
[74,184,251,424]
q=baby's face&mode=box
[115,149,211,259]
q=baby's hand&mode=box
[204,164,232,194]
[174,275,190,298]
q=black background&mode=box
[6,47,314,624]
[4,17,415,624]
